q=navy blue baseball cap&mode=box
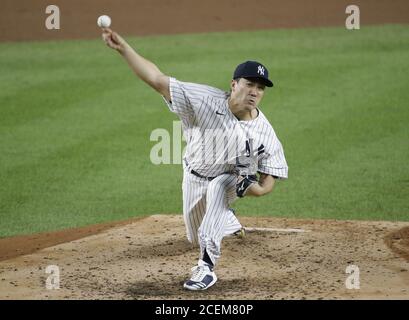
[233,61,273,87]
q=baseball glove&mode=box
[235,141,264,197]
[235,142,265,176]
[236,174,258,198]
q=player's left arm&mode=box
[243,174,275,197]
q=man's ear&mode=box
[231,79,238,92]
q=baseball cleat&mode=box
[233,227,246,239]
[183,260,217,291]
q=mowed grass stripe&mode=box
[0,25,408,236]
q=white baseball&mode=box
[97,15,111,28]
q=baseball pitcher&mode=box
[101,28,288,291]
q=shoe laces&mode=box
[190,265,209,282]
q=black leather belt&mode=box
[184,158,217,181]
[190,169,216,181]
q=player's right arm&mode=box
[101,28,170,101]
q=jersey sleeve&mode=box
[162,77,202,124]
[258,137,288,179]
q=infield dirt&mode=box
[0,215,408,299]
[1,0,409,42]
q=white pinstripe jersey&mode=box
[163,77,288,179]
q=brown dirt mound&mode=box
[0,215,408,300]
[0,217,145,262]
[1,0,409,42]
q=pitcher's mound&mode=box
[0,215,408,299]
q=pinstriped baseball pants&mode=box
[182,167,242,266]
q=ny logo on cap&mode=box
[257,65,265,76]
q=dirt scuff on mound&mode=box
[385,226,409,263]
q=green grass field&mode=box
[1,25,408,237]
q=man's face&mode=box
[230,78,266,111]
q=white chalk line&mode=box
[243,227,309,233]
